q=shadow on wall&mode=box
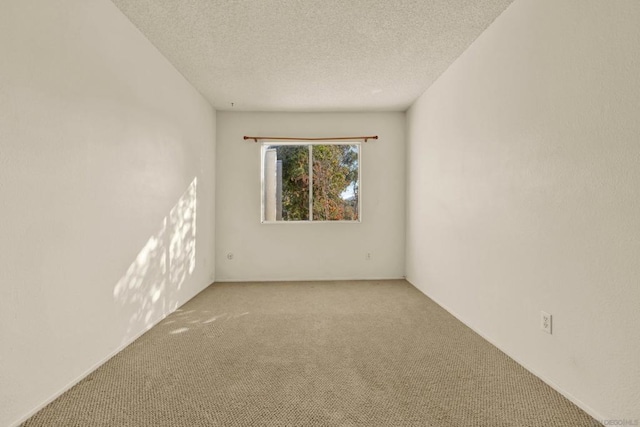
[113,177,197,345]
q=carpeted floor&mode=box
[24,280,599,426]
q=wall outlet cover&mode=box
[541,311,552,334]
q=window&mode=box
[261,142,360,222]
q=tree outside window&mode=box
[262,143,360,222]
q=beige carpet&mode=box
[24,280,599,426]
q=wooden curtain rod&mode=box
[243,135,378,143]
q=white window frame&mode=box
[260,140,362,224]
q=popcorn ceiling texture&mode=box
[109,0,514,111]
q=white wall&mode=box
[0,1,216,425]
[216,112,404,281]
[406,0,640,420]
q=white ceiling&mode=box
[110,0,514,112]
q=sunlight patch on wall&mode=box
[113,177,198,344]
[169,178,197,289]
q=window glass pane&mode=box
[263,145,309,221]
[312,144,359,221]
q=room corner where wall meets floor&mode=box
[21,280,599,426]
[405,0,640,422]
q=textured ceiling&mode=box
[110,0,514,111]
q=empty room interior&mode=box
[1,0,639,426]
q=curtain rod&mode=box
[243,135,378,143]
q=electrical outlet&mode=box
[226,253,234,260]
[366,252,372,261]
[541,311,552,334]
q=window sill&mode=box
[260,220,361,224]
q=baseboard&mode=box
[405,278,605,423]
[10,280,215,427]
[17,278,600,425]
[214,276,406,283]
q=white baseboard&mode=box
[17,278,597,426]
[405,278,605,423]
[214,276,406,283]
[10,281,214,427]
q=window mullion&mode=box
[308,145,313,221]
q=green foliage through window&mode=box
[262,144,359,222]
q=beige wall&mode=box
[216,112,405,281]
[0,1,216,425]
[406,0,640,420]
